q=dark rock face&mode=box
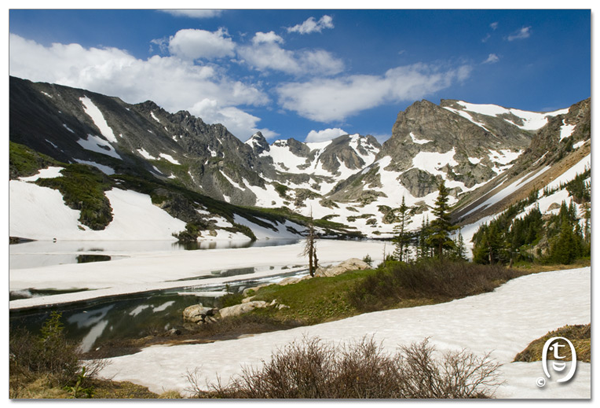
[10,76,588,224]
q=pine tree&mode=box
[449,230,468,262]
[426,181,456,260]
[393,196,412,262]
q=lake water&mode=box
[9,238,300,270]
[9,267,308,352]
[9,239,305,352]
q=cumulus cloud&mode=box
[277,63,472,122]
[287,15,334,34]
[238,31,344,76]
[305,127,348,143]
[508,26,532,41]
[483,53,500,64]
[9,33,272,140]
[167,28,235,60]
[161,10,223,19]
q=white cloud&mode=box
[238,32,344,76]
[277,63,472,122]
[490,22,499,30]
[483,53,500,64]
[167,28,235,60]
[251,31,284,45]
[189,98,276,140]
[161,10,223,19]
[9,33,270,139]
[508,26,532,41]
[287,15,334,34]
[306,128,347,143]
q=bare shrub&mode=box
[194,336,502,399]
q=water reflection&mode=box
[10,268,308,352]
[9,238,299,270]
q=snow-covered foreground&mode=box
[9,240,387,310]
[97,267,590,399]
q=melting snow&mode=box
[412,148,458,176]
[150,111,161,123]
[78,134,122,160]
[73,159,115,175]
[559,120,576,140]
[409,132,432,144]
[19,166,64,182]
[453,101,568,131]
[137,148,156,160]
[159,153,180,165]
[80,96,118,143]
[96,267,590,399]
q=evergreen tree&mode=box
[426,181,456,260]
[449,230,468,262]
[393,196,412,262]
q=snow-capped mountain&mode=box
[9,76,591,240]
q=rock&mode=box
[277,275,312,286]
[241,296,256,303]
[167,328,182,336]
[315,258,371,278]
[182,304,218,324]
[242,283,270,296]
[218,301,269,319]
[277,304,290,310]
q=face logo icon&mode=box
[541,337,577,384]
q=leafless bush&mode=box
[192,336,502,399]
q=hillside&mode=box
[9,76,591,242]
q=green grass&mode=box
[231,260,536,327]
[249,269,380,324]
[37,164,114,230]
[9,141,60,179]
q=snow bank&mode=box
[453,101,568,131]
[19,166,64,181]
[80,96,117,143]
[10,183,186,241]
[77,134,121,160]
[97,267,590,399]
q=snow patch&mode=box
[453,101,568,131]
[78,134,121,160]
[80,96,117,143]
[150,111,161,123]
[159,153,180,165]
[74,160,115,175]
[409,132,432,144]
[559,120,576,140]
[19,166,64,182]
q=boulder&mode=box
[183,304,218,324]
[315,258,371,278]
[277,275,312,286]
[218,301,269,319]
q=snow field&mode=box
[97,267,591,399]
[9,240,388,309]
[10,182,186,241]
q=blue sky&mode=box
[9,8,591,143]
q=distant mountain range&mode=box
[9,76,591,241]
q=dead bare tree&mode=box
[302,212,318,277]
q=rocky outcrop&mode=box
[315,258,371,277]
[182,304,218,325]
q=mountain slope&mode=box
[9,76,589,240]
